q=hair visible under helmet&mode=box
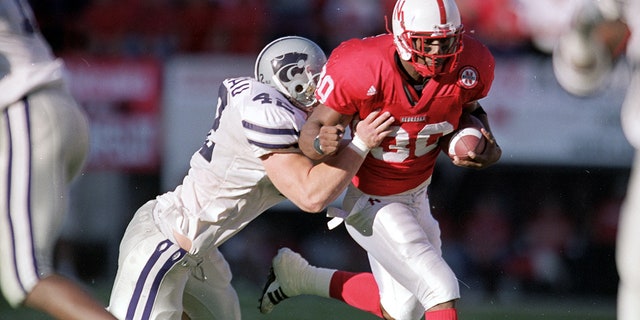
[255,36,327,110]
[392,0,464,77]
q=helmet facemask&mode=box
[391,0,465,78]
[270,56,321,110]
[400,26,464,77]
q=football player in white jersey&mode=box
[553,0,639,319]
[0,1,117,319]
[106,36,394,320]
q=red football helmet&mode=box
[391,0,464,77]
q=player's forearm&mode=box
[291,143,367,212]
[304,148,364,212]
[292,110,392,211]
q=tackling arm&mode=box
[262,147,364,213]
[264,110,393,212]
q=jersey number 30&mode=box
[317,72,454,163]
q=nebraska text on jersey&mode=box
[317,34,495,195]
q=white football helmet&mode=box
[255,36,327,109]
[392,0,464,77]
[551,0,625,97]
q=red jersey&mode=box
[315,34,494,195]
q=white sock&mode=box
[301,266,336,297]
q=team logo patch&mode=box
[458,66,478,89]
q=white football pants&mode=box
[343,181,460,320]
[0,84,89,306]
[108,201,241,320]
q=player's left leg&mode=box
[328,269,387,318]
[108,202,189,320]
[259,247,387,318]
[366,255,424,320]
[259,247,335,313]
[344,192,459,319]
[182,247,241,320]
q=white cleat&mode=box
[258,247,310,314]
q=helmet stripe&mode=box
[436,0,447,24]
[395,0,405,21]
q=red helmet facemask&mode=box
[402,28,464,77]
[391,0,465,78]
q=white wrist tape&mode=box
[348,134,370,157]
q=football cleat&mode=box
[258,247,310,314]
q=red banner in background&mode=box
[64,57,162,173]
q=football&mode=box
[440,113,486,160]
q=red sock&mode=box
[425,308,457,320]
[329,271,383,318]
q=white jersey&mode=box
[154,77,307,255]
[623,0,639,63]
[0,0,65,110]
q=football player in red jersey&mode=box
[259,0,501,319]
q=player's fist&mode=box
[315,124,345,156]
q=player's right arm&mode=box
[265,110,392,213]
[301,39,372,160]
[299,103,353,160]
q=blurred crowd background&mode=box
[24,0,629,306]
[34,0,580,58]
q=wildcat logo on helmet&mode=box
[272,53,308,84]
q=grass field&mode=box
[0,279,616,319]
